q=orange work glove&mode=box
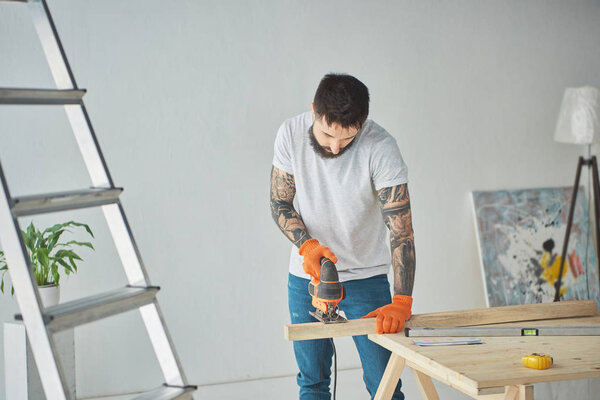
[362,295,413,334]
[298,238,338,279]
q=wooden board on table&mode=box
[284,300,597,341]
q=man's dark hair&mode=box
[313,73,370,129]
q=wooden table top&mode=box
[369,314,600,395]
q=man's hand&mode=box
[362,295,412,334]
[298,239,338,279]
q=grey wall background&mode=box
[1,0,600,398]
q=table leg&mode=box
[411,368,440,400]
[374,353,406,400]
[518,385,533,400]
[504,385,533,400]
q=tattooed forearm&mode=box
[270,166,311,247]
[377,184,415,296]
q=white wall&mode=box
[0,0,599,398]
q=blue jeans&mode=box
[288,273,404,400]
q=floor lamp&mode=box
[553,86,600,302]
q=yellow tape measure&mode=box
[522,353,553,369]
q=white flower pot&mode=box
[38,284,60,307]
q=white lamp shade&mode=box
[554,86,600,145]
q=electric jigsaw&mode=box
[308,257,347,323]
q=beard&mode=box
[308,124,357,159]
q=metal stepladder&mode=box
[0,1,197,399]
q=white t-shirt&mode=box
[273,111,408,282]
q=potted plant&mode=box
[0,221,94,307]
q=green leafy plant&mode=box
[0,221,94,294]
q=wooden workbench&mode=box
[369,314,600,400]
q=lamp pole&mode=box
[554,156,600,301]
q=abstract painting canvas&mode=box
[472,187,599,308]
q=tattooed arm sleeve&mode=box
[377,183,416,296]
[270,166,311,247]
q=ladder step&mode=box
[131,384,197,400]
[12,187,122,216]
[16,286,159,333]
[0,88,86,105]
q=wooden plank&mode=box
[407,360,505,399]
[477,387,507,396]
[285,300,597,341]
[374,353,405,400]
[475,395,505,400]
[405,359,481,398]
[285,318,373,341]
[474,391,506,400]
[411,368,440,400]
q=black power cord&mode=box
[330,338,337,400]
